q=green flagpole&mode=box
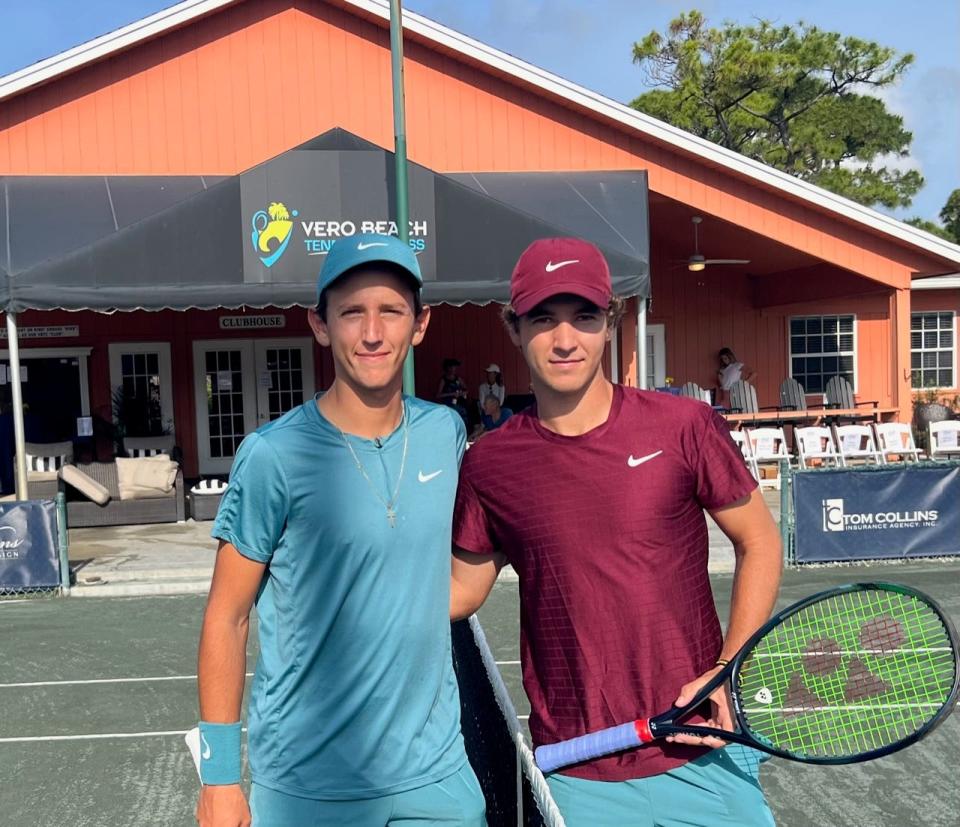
[389,0,416,396]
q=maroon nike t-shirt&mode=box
[454,384,757,781]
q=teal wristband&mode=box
[198,721,242,785]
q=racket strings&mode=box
[736,589,956,759]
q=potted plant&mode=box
[111,385,170,456]
[912,385,955,452]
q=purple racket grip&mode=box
[535,721,643,773]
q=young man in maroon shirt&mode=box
[451,238,782,826]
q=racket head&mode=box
[730,582,960,765]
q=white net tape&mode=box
[468,614,567,827]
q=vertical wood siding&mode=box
[0,1,943,280]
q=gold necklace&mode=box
[335,403,409,528]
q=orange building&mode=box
[1,0,958,481]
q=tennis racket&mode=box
[535,583,959,773]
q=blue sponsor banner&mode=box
[0,500,60,590]
[793,465,960,563]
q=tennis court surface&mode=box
[1,561,957,826]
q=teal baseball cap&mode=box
[316,233,423,300]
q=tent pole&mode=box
[637,298,647,389]
[7,312,28,499]
[610,332,619,384]
[390,0,416,397]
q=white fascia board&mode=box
[0,0,236,101]
[912,275,960,291]
[2,0,960,268]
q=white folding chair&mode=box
[794,427,843,469]
[833,424,884,466]
[928,421,960,460]
[873,423,923,463]
[729,430,760,482]
[745,427,791,488]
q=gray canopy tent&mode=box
[0,127,650,495]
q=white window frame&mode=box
[108,342,175,436]
[910,311,956,390]
[787,313,858,395]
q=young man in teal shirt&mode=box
[196,234,485,826]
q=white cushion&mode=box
[60,465,111,506]
[191,478,228,495]
[22,440,74,481]
[27,454,65,472]
[124,435,176,457]
[128,447,166,458]
[115,456,178,500]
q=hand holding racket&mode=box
[536,583,960,773]
[665,665,733,749]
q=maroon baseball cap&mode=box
[510,238,612,316]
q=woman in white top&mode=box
[478,363,506,408]
[716,347,756,407]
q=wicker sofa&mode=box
[58,461,186,527]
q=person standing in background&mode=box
[437,358,470,426]
[716,347,756,408]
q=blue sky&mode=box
[2,0,956,222]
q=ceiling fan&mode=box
[683,216,750,271]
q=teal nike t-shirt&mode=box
[212,395,468,799]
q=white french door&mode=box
[193,338,315,475]
[645,324,666,389]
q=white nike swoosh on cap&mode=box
[544,259,580,272]
[357,241,389,250]
[418,470,443,483]
[200,734,212,761]
[627,450,663,468]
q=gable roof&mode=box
[2,0,959,268]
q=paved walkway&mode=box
[67,490,784,596]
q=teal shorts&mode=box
[250,763,486,826]
[546,746,775,827]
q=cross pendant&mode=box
[387,507,397,528]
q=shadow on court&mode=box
[1,561,957,826]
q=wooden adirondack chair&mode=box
[779,378,807,411]
[728,380,759,414]
[824,376,878,422]
[728,380,782,414]
[679,381,709,403]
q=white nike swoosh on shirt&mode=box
[544,259,580,272]
[200,734,211,761]
[357,241,389,250]
[627,450,663,468]
[418,470,443,483]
